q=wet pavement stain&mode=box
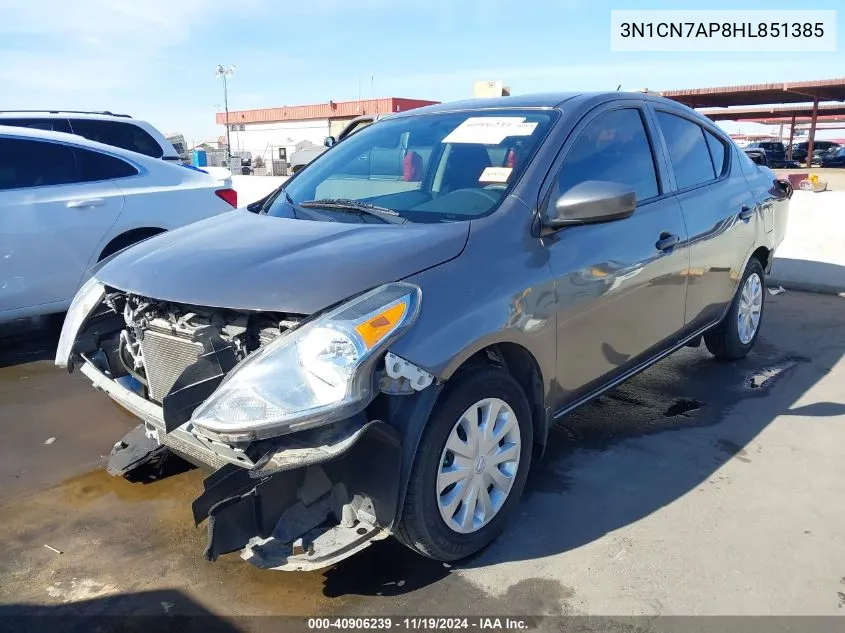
[663,399,702,418]
[743,355,811,391]
[56,467,204,506]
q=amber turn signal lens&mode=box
[354,302,407,350]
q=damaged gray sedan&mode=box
[56,92,790,571]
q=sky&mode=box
[1,0,842,144]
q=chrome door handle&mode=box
[655,232,680,252]
[67,198,105,208]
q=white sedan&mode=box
[0,126,239,324]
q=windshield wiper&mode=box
[298,198,409,224]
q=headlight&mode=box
[190,282,421,442]
[55,277,105,368]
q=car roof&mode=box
[0,111,132,121]
[0,125,181,169]
[392,91,707,117]
[395,93,583,116]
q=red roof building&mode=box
[215,97,439,126]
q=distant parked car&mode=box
[0,126,238,324]
[289,114,385,173]
[790,140,840,165]
[745,141,798,168]
[810,144,841,166]
[819,147,845,168]
[743,148,768,166]
[0,110,181,162]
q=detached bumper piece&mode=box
[192,422,401,571]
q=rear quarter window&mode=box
[68,119,163,158]
[704,130,728,177]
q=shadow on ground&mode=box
[0,314,63,368]
[0,589,241,633]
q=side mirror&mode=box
[324,136,336,148]
[545,181,636,229]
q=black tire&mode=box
[705,257,765,360]
[395,366,533,561]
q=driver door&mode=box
[543,104,690,403]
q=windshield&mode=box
[266,109,557,223]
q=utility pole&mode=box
[215,64,236,165]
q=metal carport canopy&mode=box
[698,103,845,122]
[659,78,845,108]
[660,78,845,161]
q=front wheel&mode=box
[395,367,533,561]
[705,258,765,360]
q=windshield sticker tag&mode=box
[443,117,538,144]
[479,167,513,183]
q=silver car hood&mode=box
[96,211,469,314]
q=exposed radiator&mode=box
[139,330,204,403]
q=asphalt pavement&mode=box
[1,290,844,624]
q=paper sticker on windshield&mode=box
[479,167,513,183]
[443,117,538,144]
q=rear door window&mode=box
[556,108,659,203]
[0,117,73,133]
[655,112,716,189]
[0,138,79,190]
[68,119,163,158]
[73,147,139,182]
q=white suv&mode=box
[0,110,181,162]
[0,126,238,324]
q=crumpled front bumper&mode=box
[80,360,247,471]
[80,359,402,571]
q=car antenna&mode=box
[616,84,622,91]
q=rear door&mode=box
[544,103,690,400]
[0,137,127,314]
[649,106,757,332]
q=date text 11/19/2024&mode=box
[307,617,531,630]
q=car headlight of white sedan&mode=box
[190,282,421,443]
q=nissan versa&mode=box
[56,93,791,571]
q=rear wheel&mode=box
[395,367,533,561]
[705,258,765,360]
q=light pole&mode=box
[215,64,235,165]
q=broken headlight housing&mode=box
[55,276,105,369]
[190,282,421,442]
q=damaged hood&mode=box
[95,211,469,314]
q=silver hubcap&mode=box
[738,272,763,344]
[436,397,521,534]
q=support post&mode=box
[786,115,796,160]
[806,95,819,167]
